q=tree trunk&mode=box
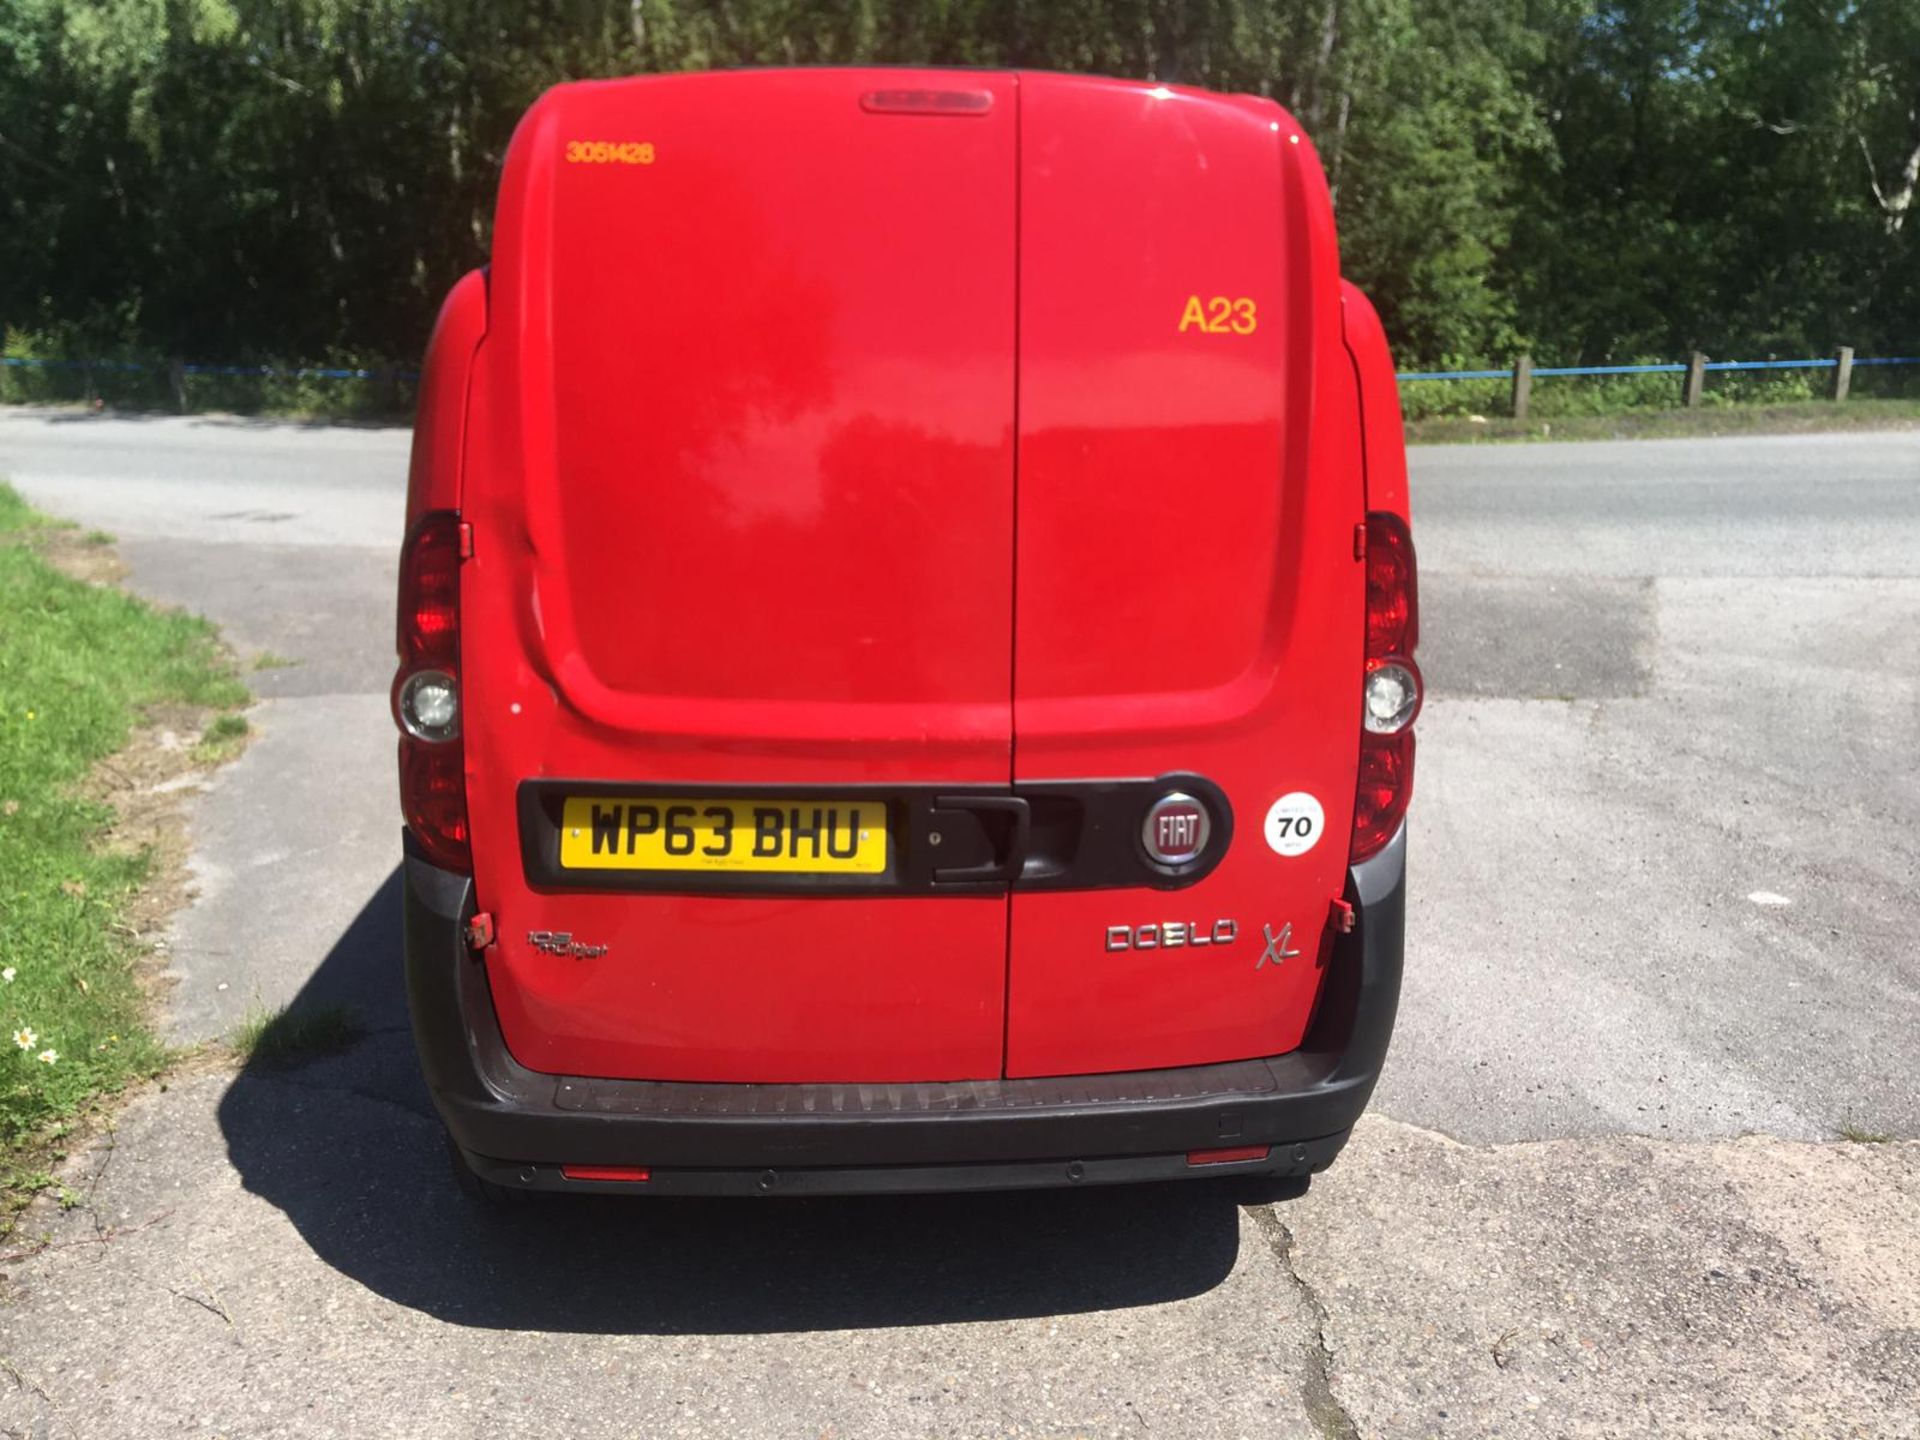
[1862,100,1920,235]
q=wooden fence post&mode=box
[168,357,188,413]
[1510,354,1533,421]
[1683,352,1707,409]
[1831,346,1853,403]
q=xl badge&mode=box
[1257,922,1300,970]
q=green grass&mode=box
[0,487,54,534]
[248,650,298,671]
[232,1004,361,1068]
[0,480,246,1173]
[0,331,415,422]
[1837,1121,1893,1145]
[1407,397,1920,446]
[192,711,250,763]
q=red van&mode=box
[396,68,1418,1202]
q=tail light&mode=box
[1352,512,1420,862]
[394,511,470,871]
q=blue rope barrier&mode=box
[1532,362,1686,377]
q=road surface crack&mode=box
[1249,1205,1360,1440]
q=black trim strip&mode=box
[514,773,1232,897]
[455,1136,1345,1198]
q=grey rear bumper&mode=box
[404,825,1406,1196]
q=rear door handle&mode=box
[930,795,1030,885]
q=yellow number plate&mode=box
[558,798,888,874]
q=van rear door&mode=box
[1006,75,1367,1078]
[459,71,1018,1083]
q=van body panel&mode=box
[1005,78,1366,1076]
[460,70,1018,1082]
[1340,280,1412,516]
[406,269,487,529]
[410,69,1409,1119]
[489,69,1019,751]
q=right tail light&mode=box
[393,511,471,872]
[1352,512,1420,863]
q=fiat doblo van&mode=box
[396,68,1418,1201]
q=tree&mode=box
[1,0,1913,373]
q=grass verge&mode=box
[233,1004,362,1069]
[0,481,248,1215]
[192,712,250,764]
[1407,397,1920,445]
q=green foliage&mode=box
[232,1003,362,1068]
[1399,360,1920,421]
[1509,0,1920,365]
[1837,1121,1893,1145]
[0,482,244,1156]
[1835,1121,1896,1144]
[1407,397,1920,444]
[191,710,248,763]
[0,1,1915,377]
[0,329,414,418]
[0,486,52,533]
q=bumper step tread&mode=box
[553,1057,1283,1118]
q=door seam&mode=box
[1000,72,1024,1082]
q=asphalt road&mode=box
[0,412,1915,1438]
[1400,432,1920,1143]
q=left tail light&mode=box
[393,511,470,872]
[1352,512,1420,863]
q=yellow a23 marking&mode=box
[1179,295,1257,335]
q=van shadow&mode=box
[216,868,1245,1335]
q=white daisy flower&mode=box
[13,1027,36,1050]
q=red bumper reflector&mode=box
[560,1165,652,1183]
[1186,1145,1272,1167]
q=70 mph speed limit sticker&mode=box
[1263,792,1325,857]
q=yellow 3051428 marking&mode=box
[564,140,655,165]
[1179,295,1257,334]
